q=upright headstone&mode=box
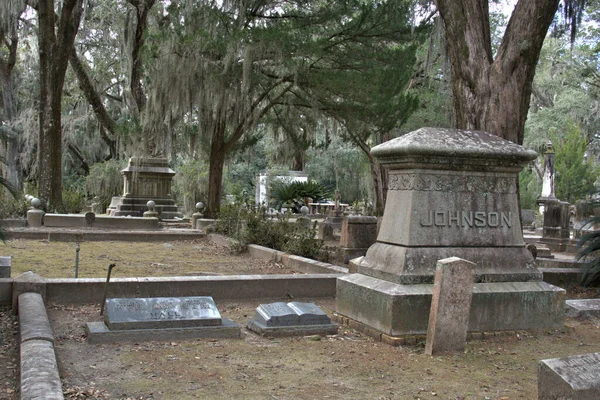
[425,257,474,355]
[336,128,565,338]
[538,352,600,400]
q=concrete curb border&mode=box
[18,292,64,400]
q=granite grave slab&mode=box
[565,299,600,320]
[87,296,240,343]
[538,352,600,399]
[247,302,337,337]
[104,296,221,330]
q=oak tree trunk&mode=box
[205,126,227,219]
[0,25,22,191]
[434,0,559,144]
[37,0,84,210]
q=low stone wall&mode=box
[248,244,349,274]
[43,214,160,230]
[36,274,339,305]
[0,219,26,228]
[18,292,63,400]
[4,229,204,242]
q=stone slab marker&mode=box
[538,352,600,399]
[425,257,474,355]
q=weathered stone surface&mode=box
[19,292,54,343]
[340,216,378,249]
[566,299,600,320]
[317,223,335,241]
[0,256,10,278]
[425,257,474,355]
[20,340,63,400]
[104,296,221,330]
[336,274,565,336]
[538,352,600,400]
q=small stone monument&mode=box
[26,198,44,228]
[337,128,565,338]
[541,200,571,252]
[425,257,474,355]
[86,296,241,343]
[538,352,600,399]
[247,302,337,337]
[338,216,378,265]
[109,157,182,218]
[537,141,557,215]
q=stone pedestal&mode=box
[540,200,571,252]
[338,216,378,265]
[26,209,44,227]
[337,128,565,338]
[110,158,182,219]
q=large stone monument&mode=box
[336,128,565,337]
[108,157,182,219]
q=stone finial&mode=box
[196,202,205,212]
[143,200,159,219]
[31,198,41,210]
[300,205,309,215]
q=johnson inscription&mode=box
[420,210,512,228]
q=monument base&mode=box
[247,320,338,337]
[336,273,565,336]
[354,243,541,284]
[85,319,241,344]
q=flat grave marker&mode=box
[248,302,337,337]
[104,296,221,330]
[539,352,600,399]
[87,296,240,343]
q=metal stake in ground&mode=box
[74,243,80,278]
[100,263,116,316]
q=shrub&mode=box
[62,188,87,214]
[215,205,325,259]
[85,160,124,213]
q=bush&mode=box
[578,214,600,286]
[215,205,325,259]
[85,160,124,213]
[62,188,87,214]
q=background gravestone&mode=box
[108,157,182,218]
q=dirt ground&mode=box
[40,299,600,400]
[0,239,295,278]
